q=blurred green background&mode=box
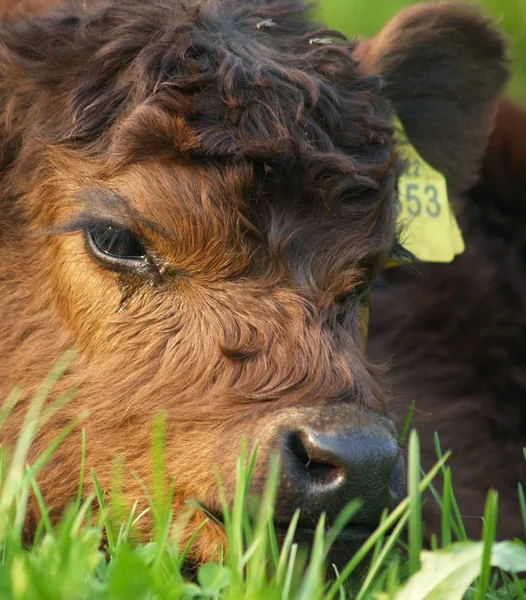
[321,0,526,101]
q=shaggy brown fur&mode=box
[368,98,526,540]
[0,0,510,561]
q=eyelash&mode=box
[74,220,163,282]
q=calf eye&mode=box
[86,224,147,269]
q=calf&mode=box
[0,0,508,563]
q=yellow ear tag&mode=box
[387,119,465,266]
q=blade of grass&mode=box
[434,432,468,540]
[72,492,97,535]
[176,517,209,570]
[29,415,87,479]
[331,565,346,600]
[268,519,280,571]
[296,513,326,600]
[38,388,78,429]
[231,439,249,570]
[408,430,422,574]
[92,468,115,552]
[75,428,87,509]
[441,467,453,547]
[426,468,466,542]
[115,499,139,547]
[26,465,53,536]
[398,400,415,446]
[476,489,499,600]
[244,454,280,589]
[12,484,31,548]
[276,510,300,588]
[370,508,388,566]
[0,387,23,431]
[281,543,298,600]
[519,483,526,539]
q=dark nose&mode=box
[280,425,405,529]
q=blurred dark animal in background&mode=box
[368,98,526,540]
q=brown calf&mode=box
[369,98,526,541]
[0,0,509,563]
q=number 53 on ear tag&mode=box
[390,122,465,265]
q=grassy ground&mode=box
[321,0,526,101]
[1,360,526,599]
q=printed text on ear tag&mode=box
[389,124,465,265]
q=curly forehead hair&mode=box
[0,0,397,216]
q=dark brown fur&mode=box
[368,99,526,540]
[0,0,510,561]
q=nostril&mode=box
[278,419,404,528]
[286,431,343,486]
[288,431,309,464]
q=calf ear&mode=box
[355,2,510,191]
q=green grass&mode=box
[320,0,526,102]
[1,365,526,599]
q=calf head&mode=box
[0,0,508,563]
